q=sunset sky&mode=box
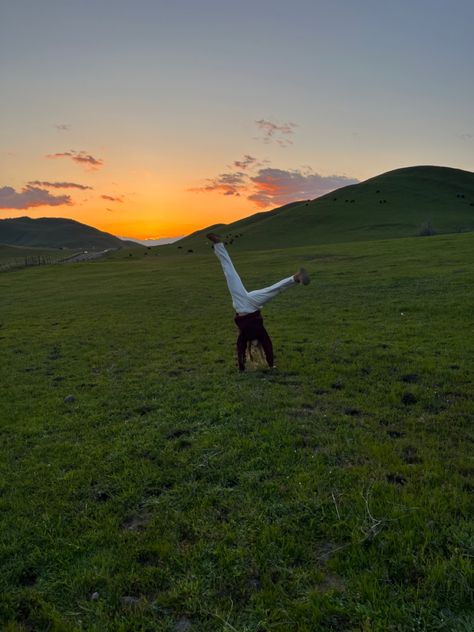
[1,0,473,241]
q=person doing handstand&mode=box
[207,233,310,371]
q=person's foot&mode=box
[206,233,222,243]
[294,267,310,285]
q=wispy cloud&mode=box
[46,150,104,170]
[28,180,92,190]
[458,133,473,141]
[189,172,247,197]
[248,168,359,208]
[0,185,71,209]
[55,124,71,132]
[255,119,297,147]
[101,194,123,202]
[233,155,258,170]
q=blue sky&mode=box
[1,0,473,237]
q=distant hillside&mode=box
[0,217,136,250]
[169,166,474,252]
[0,243,67,263]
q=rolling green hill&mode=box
[168,166,474,253]
[0,216,137,250]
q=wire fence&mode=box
[0,253,81,273]
[0,249,115,272]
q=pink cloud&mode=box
[233,155,257,170]
[189,172,247,197]
[46,150,104,170]
[0,185,71,209]
[101,194,123,202]
[248,168,359,208]
[28,180,92,190]
[190,154,358,209]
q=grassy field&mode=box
[1,233,473,631]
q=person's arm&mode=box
[236,333,247,371]
[259,327,274,368]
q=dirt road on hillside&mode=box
[60,249,115,263]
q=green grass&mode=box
[1,233,473,631]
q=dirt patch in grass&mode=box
[386,473,407,486]
[316,541,342,563]
[401,373,420,384]
[387,429,405,439]
[401,445,422,464]
[343,407,361,416]
[315,571,346,593]
[166,428,191,440]
[135,404,155,416]
[122,512,151,532]
[401,392,417,405]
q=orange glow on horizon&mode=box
[1,187,260,240]
[1,146,375,239]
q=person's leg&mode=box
[208,233,310,312]
[246,267,310,310]
[212,242,255,313]
[246,275,297,310]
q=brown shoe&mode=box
[206,233,222,243]
[294,268,310,285]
